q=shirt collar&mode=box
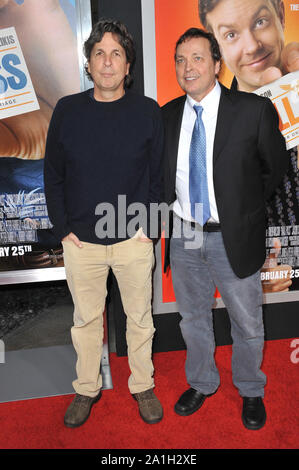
[186,80,221,118]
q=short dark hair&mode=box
[84,18,136,87]
[175,27,221,63]
[198,0,283,30]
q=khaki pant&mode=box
[62,232,155,397]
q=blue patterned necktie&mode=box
[189,104,210,224]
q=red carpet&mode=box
[0,338,298,450]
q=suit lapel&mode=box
[166,86,236,183]
[167,96,186,182]
[213,84,236,165]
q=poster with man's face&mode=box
[154,0,299,303]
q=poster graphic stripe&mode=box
[0,100,34,110]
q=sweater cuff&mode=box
[52,224,72,243]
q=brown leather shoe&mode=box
[64,391,102,428]
[132,389,163,424]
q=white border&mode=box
[141,0,157,100]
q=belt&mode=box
[179,217,221,232]
[203,223,221,232]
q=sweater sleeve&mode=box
[146,101,164,240]
[44,99,71,242]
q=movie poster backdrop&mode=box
[0,0,82,274]
[153,0,299,311]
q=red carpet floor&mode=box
[0,338,298,450]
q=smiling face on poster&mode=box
[199,0,299,150]
[201,0,286,91]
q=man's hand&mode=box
[138,232,152,243]
[260,42,299,85]
[261,238,292,293]
[62,232,83,248]
[0,99,52,158]
[261,263,292,293]
[133,227,152,243]
[281,42,299,74]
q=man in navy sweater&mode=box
[44,19,164,428]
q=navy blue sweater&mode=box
[44,89,164,244]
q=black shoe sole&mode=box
[174,389,217,417]
[242,414,266,430]
[64,391,102,428]
[174,398,206,416]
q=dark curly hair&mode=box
[84,18,136,87]
[198,0,283,30]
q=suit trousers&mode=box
[170,215,266,397]
[62,234,155,397]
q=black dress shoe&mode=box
[174,388,213,416]
[242,397,266,430]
